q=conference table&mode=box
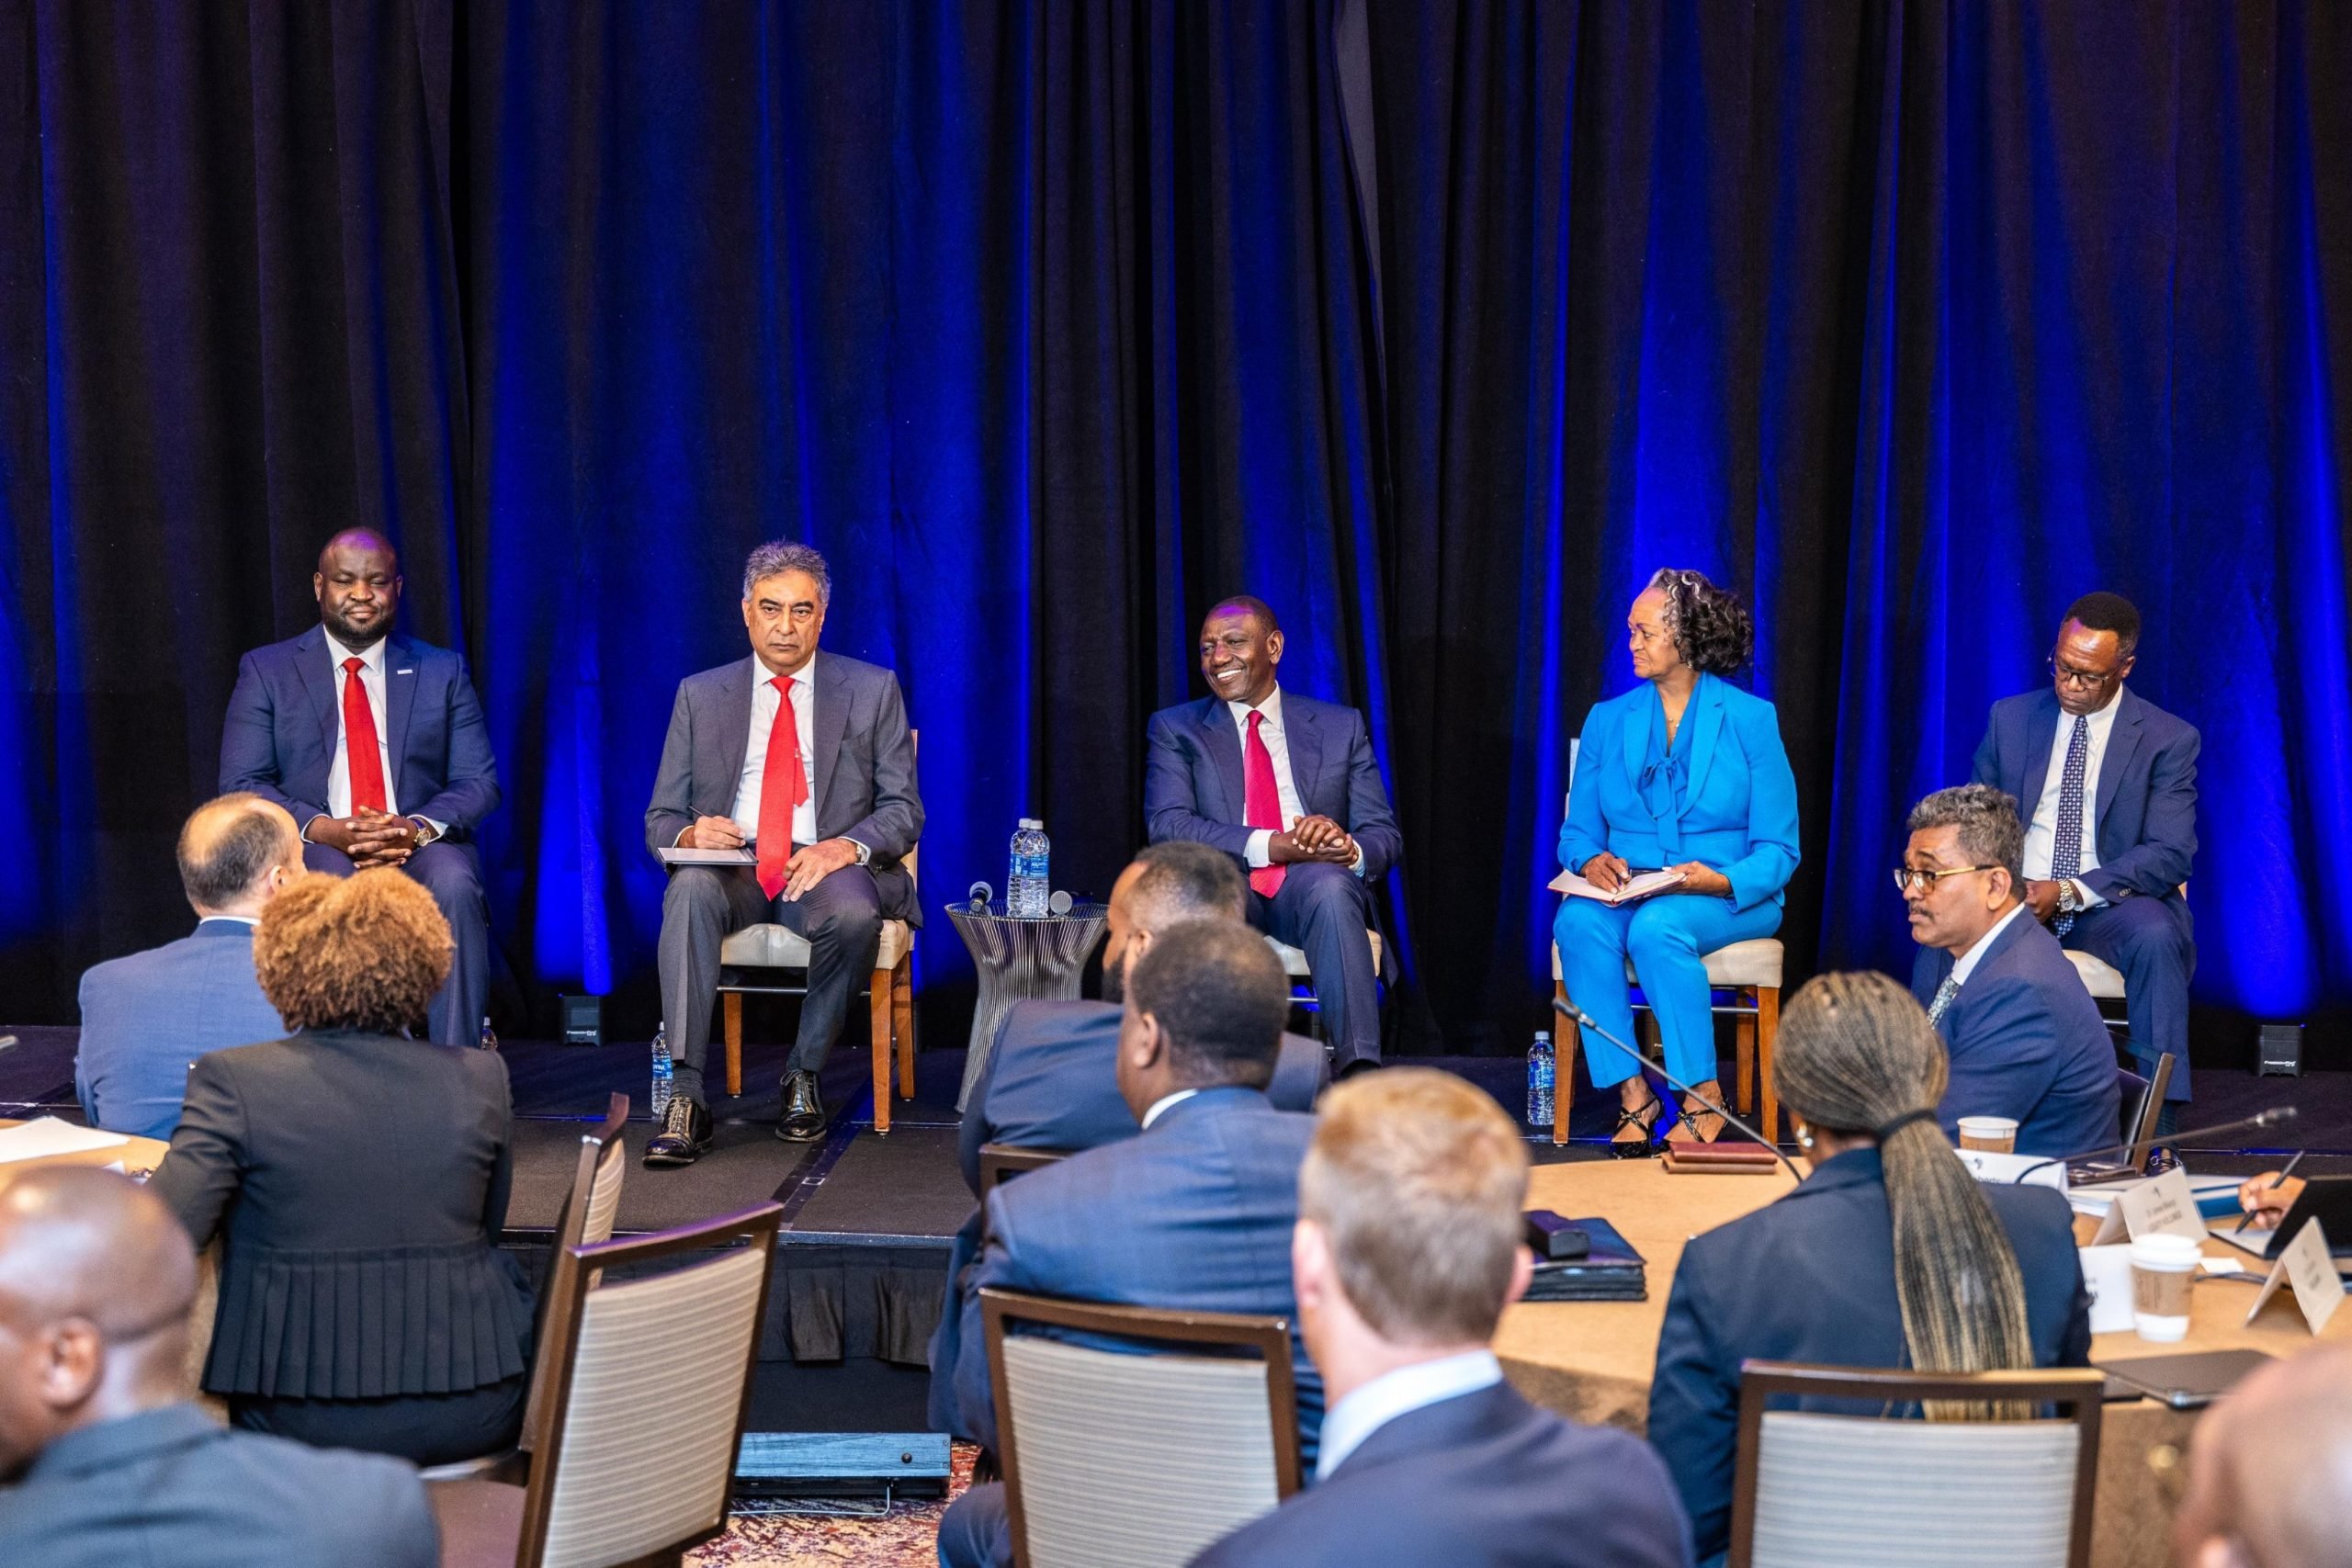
[1495,1159,2350,1568]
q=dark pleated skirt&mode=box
[232,1370,528,1466]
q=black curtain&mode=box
[6,1,2349,1062]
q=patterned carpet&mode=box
[688,1443,976,1567]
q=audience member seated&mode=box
[2173,1343,2352,1568]
[2233,1168,2307,1231]
[1648,971,2091,1567]
[149,870,535,1466]
[0,1167,436,1567]
[935,919,1320,1568]
[958,839,1327,1195]
[74,794,300,1139]
[1191,1069,1689,1568]
[1903,783,2119,1156]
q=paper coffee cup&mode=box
[2130,1233,2201,1341]
[1956,1116,2018,1154]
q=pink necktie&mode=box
[1244,710,1285,897]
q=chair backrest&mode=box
[520,1093,630,1454]
[1729,1361,2105,1568]
[517,1201,784,1568]
[2119,1054,2174,1168]
[978,1143,1067,1195]
[983,1288,1301,1568]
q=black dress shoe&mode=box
[777,1069,829,1143]
[642,1096,712,1168]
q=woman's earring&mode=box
[1794,1121,1814,1150]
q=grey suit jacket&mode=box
[0,1403,437,1568]
[76,919,286,1140]
[643,652,924,923]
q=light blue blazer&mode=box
[1557,673,1800,913]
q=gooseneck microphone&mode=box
[967,881,993,913]
[1551,994,1804,1182]
[2008,1106,2301,1187]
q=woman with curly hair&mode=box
[1555,569,1800,1151]
[150,870,533,1464]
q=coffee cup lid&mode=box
[2130,1234,2203,1266]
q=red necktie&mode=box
[1243,709,1285,897]
[341,658,389,814]
[756,675,808,899]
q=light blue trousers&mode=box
[1553,892,1781,1090]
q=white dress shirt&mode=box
[323,633,400,818]
[730,655,820,848]
[1227,687,1363,876]
[1950,900,2032,990]
[1313,1349,1503,1482]
[2021,686,2122,907]
[1140,1088,1199,1130]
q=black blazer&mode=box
[0,1403,437,1568]
[150,1029,534,1400]
[1648,1147,2091,1566]
[1191,1381,1690,1568]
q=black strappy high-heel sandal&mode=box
[1609,1091,1664,1158]
[1668,1096,1727,1146]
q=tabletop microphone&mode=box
[2009,1105,2301,1186]
[1047,889,1074,916]
[967,881,993,912]
[1551,994,1804,1182]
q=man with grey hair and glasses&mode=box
[1901,783,2117,1157]
[643,541,923,1163]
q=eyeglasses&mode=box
[2048,652,2123,690]
[1892,864,2000,894]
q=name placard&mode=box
[2076,1245,2138,1335]
[2090,1167,2209,1247]
[2246,1217,2344,1336]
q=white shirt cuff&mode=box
[412,817,447,842]
[1349,842,1365,876]
[1245,829,1273,869]
[2071,878,2107,909]
[844,836,873,865]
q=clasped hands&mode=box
[684,816,858,899]
[311,807,429,868]
[1268,814,1358,867]
[1581,852,1733,899]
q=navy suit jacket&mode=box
[1144,690,1402,881]
[956,1000,1329,1195]
[220,626,499,837]
[75,919,285,1140]
[1912,911,2121,1157]
[1649,1148,2091,1566]
[0,1403,436,1568]
[1191,1382,1690,1568]
[944,1087,1322,1462]
[1972,686,2198,908]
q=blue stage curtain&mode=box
[3,1,2347,1059]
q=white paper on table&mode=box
[2088,1168,2211,1246]
[0,1118,130,1164]
[2077,1245,2139,1334]
[1954,1148,2066,1190]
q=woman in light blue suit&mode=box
[1555,570,1799,1152]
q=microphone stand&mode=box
[2008,1106,2300,1186]
[1551,996,1805,1183]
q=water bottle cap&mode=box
[1535,1031,1550,1043]
[1019,818,1043,829]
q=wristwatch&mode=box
[2057,880,2082,915]
[842,838,872,865]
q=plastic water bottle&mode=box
[650,1022,673,1119]
[478,1015,498,1052]
[1526,1030,1555,1127]
[1008,819,1051,918]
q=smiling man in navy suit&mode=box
[218,529,498,1046]
[1971,592,2198,1118]
[1144,596,1401,1074]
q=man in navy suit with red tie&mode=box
[1970,592,2198,1119]
[219,529,498,1046]
[1144,596,1402,1074]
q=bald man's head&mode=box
[177,793,302,918]
[0,1168,198,1477]
[2174,1344,2352,1568]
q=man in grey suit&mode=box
[74,795,300,1140]
[644,541,923,1161]
[1145,595,1402,1073]
[0,1167,436,1568]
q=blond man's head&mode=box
[1300,1068,1530,1346]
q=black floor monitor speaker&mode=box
[559,994,604,1046]
[2256,1022,2302,1077]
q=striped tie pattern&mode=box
[2050,715,2089,937]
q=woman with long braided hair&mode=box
[1645,971,2091,1565]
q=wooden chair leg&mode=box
[893,956,916,1099]
[869,969,894,1135]
[1553,981,1576,1147]
[1757,985,1781,1145]
[722,992,744,1099]
[1734,988,1757,1115]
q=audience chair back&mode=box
[519,1092,631,1454]
[2118,1054,2174,1169]
[978,1143,1067,1195]
[982,1288,1302,1568]
[1728,1361,2105,1568]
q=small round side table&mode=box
[944,899,1110,1111]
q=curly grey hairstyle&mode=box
[742,540,831,605]
[1905,784,2025,891]
[1645,568,1753,675]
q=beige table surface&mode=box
[1496,1158,2350,1568]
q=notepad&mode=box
[0,1118,130,1164]
[1548,867,1686,907]
[656,847,756,866]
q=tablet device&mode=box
[2211,1175,2352,1261]
[2095,1348,2277,1409]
